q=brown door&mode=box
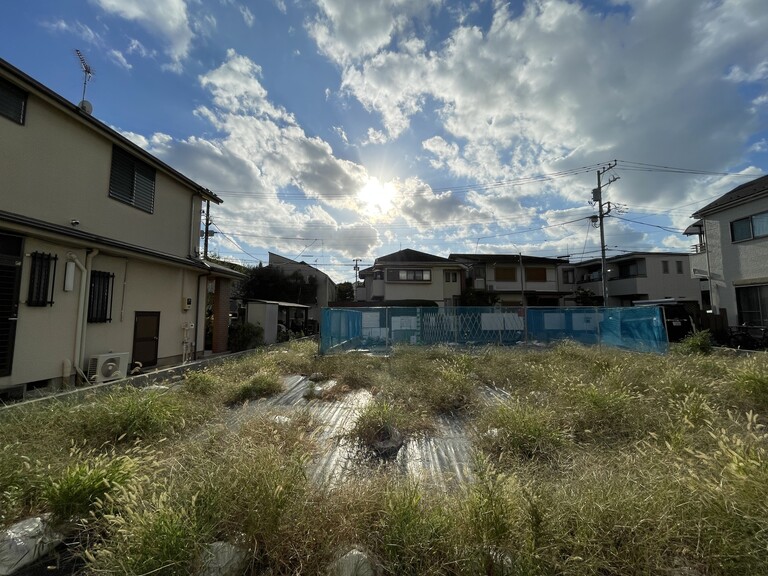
[0,234,23,377]
[133,312,160,367]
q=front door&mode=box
[0,233,23,377]
[133,311,160,368]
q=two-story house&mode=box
[356,249,465,307]
[449,254,570,306]
[268,251,337,329]
[689,174,768,326]
[570,252,701,309]
[0,58,241,396]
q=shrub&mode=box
[228,321,264,352]
[674,329,713,355]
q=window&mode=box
[525,267,547,283]
[662,260,669,274]
[27,251,57,307]
[0,76,27,124]
[618,261,639,278]
[387,269,431,281]
[676,260,684,274]
[494,266,517,282]
[444,271,458,282]
[88,270,114,323]
[562,269,575,284]
[373,270,384,280]
[736,285,768,326]
[731,211,768,242]
[109,145,156,213]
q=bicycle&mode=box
[727,325,768,350]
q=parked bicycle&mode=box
[727,325,768,350]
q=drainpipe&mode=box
[67,249,98,376]
[194,272,210,360]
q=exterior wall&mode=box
[383,266,462,305]
[573,254,701,307]
[702,196,768,320]
[0,88,203,260]
[267,253,337,320]
[246,302,279,344]
[0,240,206,390]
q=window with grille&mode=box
[444,271,458,282]
[662,260,669,274]
[109,145,156,213]
[88,270,114,323]
[0,76,27,125]
[27,251,57,306]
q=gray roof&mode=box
[375,248,456,264]
[693,174,768,217]
[450,253,568,265]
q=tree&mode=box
[237,265,318,304]
[336,281,355,301]
[573,286,602,306]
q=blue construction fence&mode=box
[319,306,669,355]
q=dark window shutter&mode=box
[109,145,156,213]
[0,76,27,124]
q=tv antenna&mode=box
[74,49,94,113]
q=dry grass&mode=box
[2,339,768,574]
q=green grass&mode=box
[3,341,768,574]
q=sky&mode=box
[2,0,768,283]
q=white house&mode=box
[0,58,242,396]
[689,175,768,326]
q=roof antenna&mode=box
[74,49,94,114]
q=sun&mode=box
[356,177,397,219]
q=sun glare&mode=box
[357,178,397,219]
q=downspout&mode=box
[67,249,98,378]
[194,272,210,360]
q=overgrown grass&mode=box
[3,341,768,574]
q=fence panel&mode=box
[320,306,668,355]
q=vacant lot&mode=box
[2,339,768,575]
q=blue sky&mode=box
[2,0,768,282]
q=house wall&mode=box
[703,196,768,320]
[267,254,337,320]
[1,241,204,390]
[1,89,203,260]
[383,266,462,305]
[246,302,278,344]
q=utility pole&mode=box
[592,161,618,305]
[353,258,361,284]
[203,200,212,259]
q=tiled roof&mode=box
[693,174,768,217]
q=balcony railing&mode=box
[690,242,706,254]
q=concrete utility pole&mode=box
[203,200,213,259]
[592,161,618,305]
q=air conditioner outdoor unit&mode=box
[87,352,130,383]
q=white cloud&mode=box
[91,0,194,69]
[108,49,132,70]
[41,19,103,45]
[331,0,768,219]
[239,5,254,27]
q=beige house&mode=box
[356,249,465,307]
[450,253,570,306]
[569,252,701,308]
[0,58,241,396]
[689,175,768,326]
